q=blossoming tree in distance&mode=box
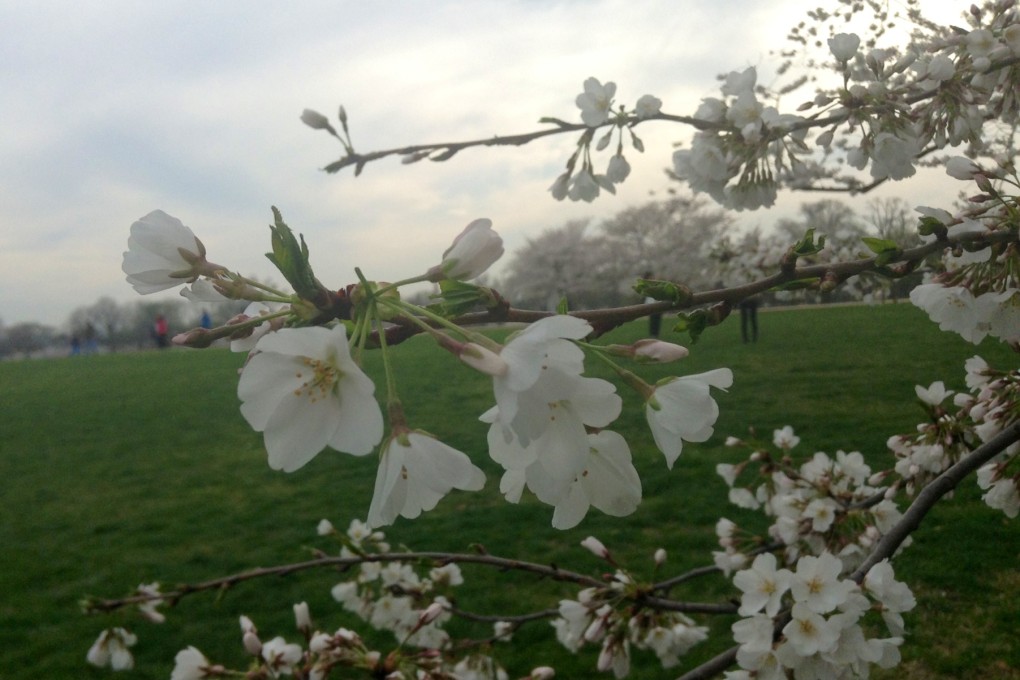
[87,1,1020,678]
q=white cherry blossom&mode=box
[122,210,209,294]
[366,430,485,528]
[576,77,616,126]
[238,325,383,471]
[733,552,792,617]
[171,647,210,680]
[427,218,503,281]
[646,368,733,468]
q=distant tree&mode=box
[599,195,734,293]
[0,322,58,357]
[500,220,614,309]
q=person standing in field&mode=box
[154,314,169,349]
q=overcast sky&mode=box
[0,0,966,328]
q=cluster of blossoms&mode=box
[726,553,914,679]
[163,518,562,679]
[908,155,1020,345]
[551,537,709,678]
[324,519,458,650]
[549,77,662,202]
[889,357,1020,517]
[121,210,732,533]
[714,428,903,572]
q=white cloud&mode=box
[0,0,971,327]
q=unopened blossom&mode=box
[828,33,861,62]
[122,210,210,294]
[632,339,689,363]
[87,628,137,671]
[549,172,570,200]
[367,430,485,527]
[634,94,662,119]
[427,218,503,281]
[529,667,556,680]
[171,647,210,680]
[646,368,733,468]
[300,108,335,131]
[581,535,610,559]
[576,77,616,126]
[238,325,383,472]
[946,156,981,180]
[458,342,508,377]
[293,602,312,632]
[316,518,335,535]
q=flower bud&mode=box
[581,536,609,559]
[418,601,445,626]
[632,339,689,363]
[654,548,667,566]
[428,218,504,281]
[529,667,556,680]
[459,342,508,376]
[316,518,335,536]
[243,631,262,656]
[293,602,311,633]
[300,109,335,132]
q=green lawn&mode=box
[0,303,1017,679]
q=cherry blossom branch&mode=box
[87,550,727,617]
[674,419,1020,680]
[850,418,1020,581]
[372,228,1018,345]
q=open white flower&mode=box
[171,646,210,680]
[550,430,642,529]
[576,77,616,126]
[367,430,485,527]
[238,325,383,472]
[733,552,793,617]
[122,210,210,294]
[428,218,503,281]
[646,368,733,468]
[86,628,137,671]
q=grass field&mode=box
[1,303,1018,679]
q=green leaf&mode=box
[556,297,570,315]
[673,310,708,343]
[429,280,488,317]
[861,236,898,254]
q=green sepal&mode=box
[265,207,324,302]
[917,215,947,237]
[673,310,708,344]
[428,280,488,317]
[772,278,820,291]
[792,228,826,256]
[861,237,901,266]
[556,297,570,315]
[634,278,692,305]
